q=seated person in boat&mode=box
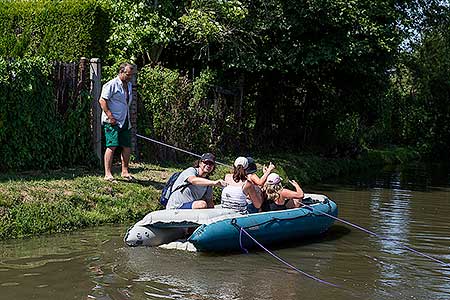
[165,153,227,209]
[261,173,304,211]
[221,157,263,213]
[246,157,275,187]
[245,157,274,208]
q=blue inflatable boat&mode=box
[124,193,337,252]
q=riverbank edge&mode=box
[0,147,419,240]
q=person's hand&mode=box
[289,179,300,187]
[263,162,275,173]
[215,180,228,188]
[109,116,117,125]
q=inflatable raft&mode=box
[124,193,337,252]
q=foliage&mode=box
[102,0,179,66]
[142,0,411,155]
[0,0,109,61]
[400,29,450,157]
[97,0,446,155]
[1,0,449,167]
[387,3,450,158]
[138,65,230,160]
[179,0,247,45]
[0,57,95,171]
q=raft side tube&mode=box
[124,224,186,247]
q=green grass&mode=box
[0,162,177,240]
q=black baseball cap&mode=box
[246,157,257,174]
[201,153,215,163]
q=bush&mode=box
[138,65,225,161]
[0,57,95,170]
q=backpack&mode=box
[160,172,190,207]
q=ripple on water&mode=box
[1,282,20,287]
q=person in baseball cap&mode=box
[165,152,227,210]
[221,156,263,214]
[262,173,304,211]
[234,156,248,168]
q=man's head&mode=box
[118,63,135,83]
[198,153,216,176]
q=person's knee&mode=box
[192,200,208,209]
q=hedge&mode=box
[0,57,96,170]
[0,0,109,61]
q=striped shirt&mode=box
[221,183,249,214]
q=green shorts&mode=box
[104,123,131,148]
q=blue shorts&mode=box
[179,201,194,209]
[247,203,259,214]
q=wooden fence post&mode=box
[90,58,102,163]
[131,64,138,159]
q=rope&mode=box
[238,227,249,254]
[238,226,339,287]
[136,134,231,167]
[301,204,449,267]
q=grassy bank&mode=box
[0,147,419,240]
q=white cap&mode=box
[234,156,249,169]
[267,173,282,185]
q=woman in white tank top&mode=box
[221,157,263,214]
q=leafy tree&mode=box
[103,0,180,66]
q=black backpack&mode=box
[160,172,190,207]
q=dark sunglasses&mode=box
[202,160,215,166]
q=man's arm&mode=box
[187,176,227,187]
[99,97,116,125]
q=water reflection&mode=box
[369,172,413,291]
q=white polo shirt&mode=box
[100,76,132,129]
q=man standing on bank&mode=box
[99,63,136,182]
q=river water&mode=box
[0,164,449,300]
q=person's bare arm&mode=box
[250,162,275,186]
[99,97,117,125]
[188,176,227,187]
[280,180,304,200]
[244,182,263,209]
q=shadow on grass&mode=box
[0,166,101,183]
[0,162,179,184]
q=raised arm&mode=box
[280,179,304,200]
[249,162,275,186]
